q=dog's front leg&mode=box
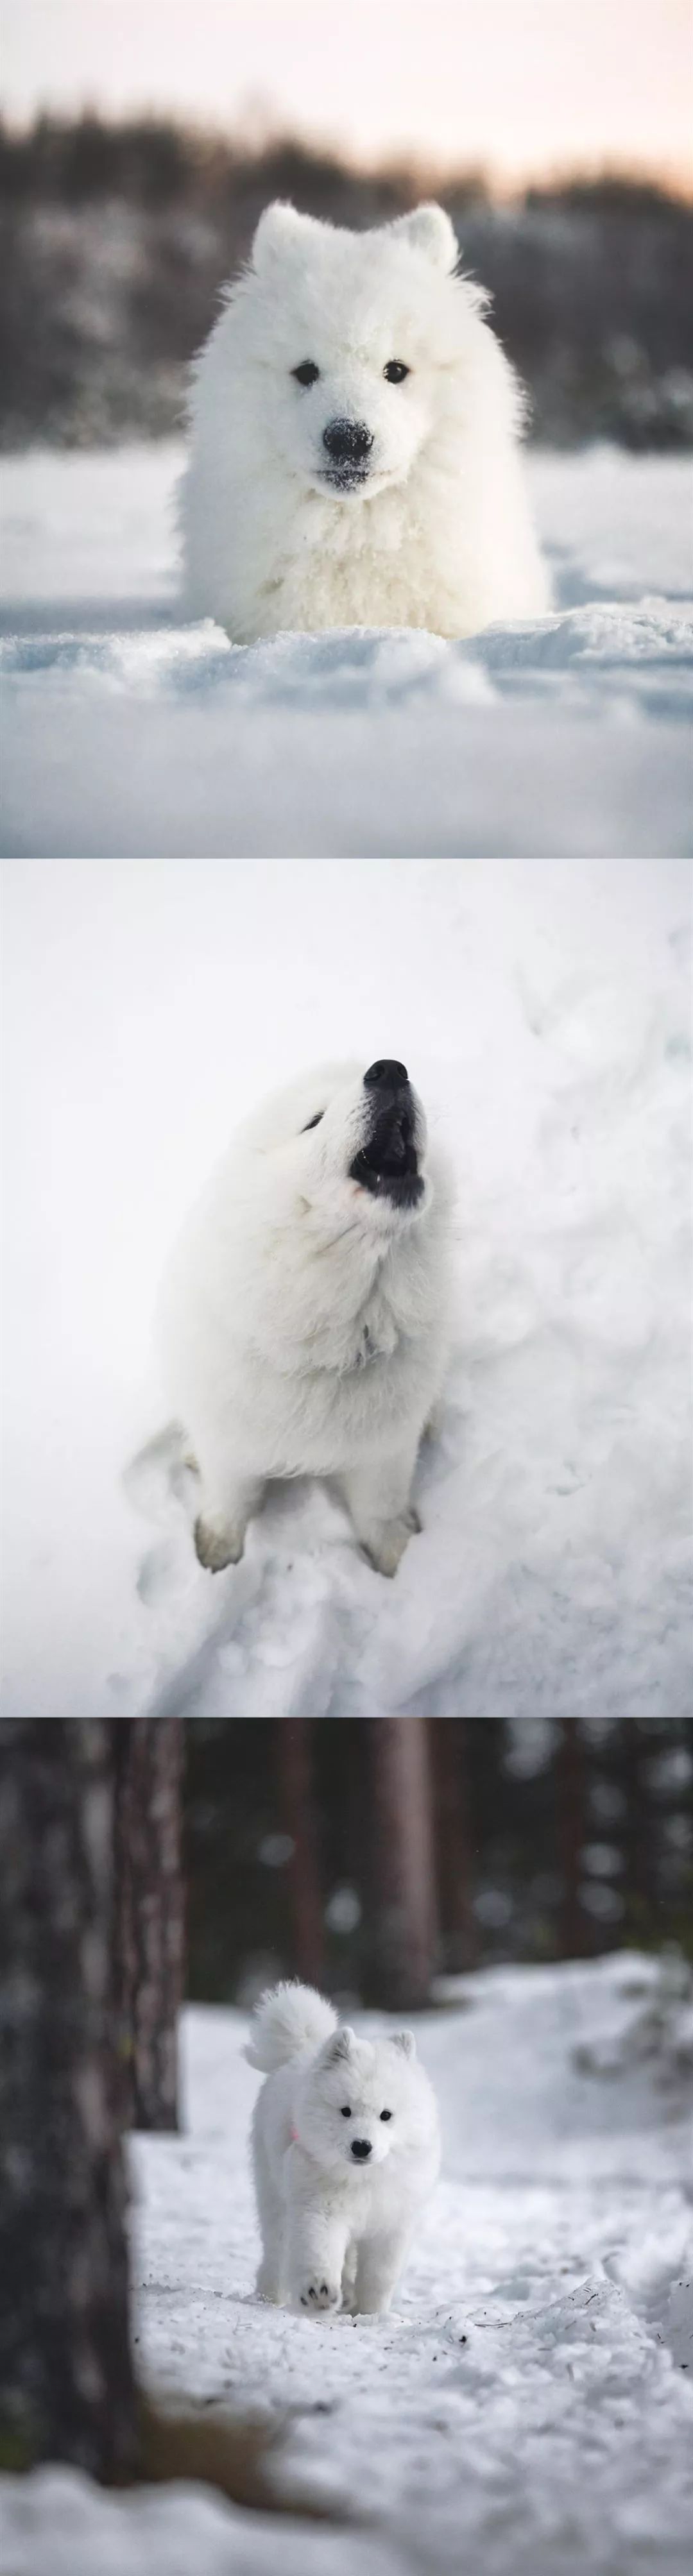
[353,2226,411,2316]
[283,2198,348,2315]
[193,1443,264,1573]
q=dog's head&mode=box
[235,201,468,501]
[241,1058,434,1242]
[298,2023,431,2174]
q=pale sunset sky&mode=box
[1,0,691,188]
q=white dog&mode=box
[181,198,549,641]
[245,1981,440,2316]
[156,1057,454,1577]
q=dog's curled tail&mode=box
[244,1981,338,2072]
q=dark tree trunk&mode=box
[367,1718,438,2009]
[275,1719,325,1986]
[0,1719,139,2481]
[619,1719,648,1921]
[114,1720,185,2132]
[556,1718,589,1958]
[431,1720,477,1970]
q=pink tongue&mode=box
[289,2123,298,2142]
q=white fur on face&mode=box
[243,204,463,500]
[298,2029,427,2173]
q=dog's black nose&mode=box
[323,418,373,465]
[350,2137,372,2160]
[364,1060,409,1090]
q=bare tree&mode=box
[0,1720,139,2480]
[114,1720,185,2131]
[431,1720,477,1970]
[619,1718,654,1938]
[0,1718,334,2519]
[367,1720,438,2008]
[275,1720,325,1987]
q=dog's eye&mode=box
[293,361,320,387]
[384,362,410,384]
[341,2105,352,2118]
[301,1111,324,1131]
[380,2109,392,2121]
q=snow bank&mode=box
[1,445,690,855]
[1,854,690,1720]
[3,1957,692,2575]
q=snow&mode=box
[1,853,692,1720]
[3,1956,692,2575]
[1,443,691,856]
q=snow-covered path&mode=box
[4,1958,692,2575]
[1,854,690,1721]
[1,445,691,856]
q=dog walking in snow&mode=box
[181,198,549,641]
[157,1057,454,1579]
[245,1983,440,2317]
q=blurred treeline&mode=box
[184,1716,693,2008]
[1,115,692,450]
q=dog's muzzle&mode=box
[321,416,373,491]
[349,1060,424,1207]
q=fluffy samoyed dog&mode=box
[181,198,549,641]
[156,1057,454,1577]
[246,1981,440,2316]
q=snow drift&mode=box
[0,444,690,855]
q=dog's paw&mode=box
[295,2277,342,2314]
[362,1512,420,1577]
[194,1513,244,1573]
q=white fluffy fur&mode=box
[156,1059,454,1577]
[245,1981,440,2316]
[181,199,549,641]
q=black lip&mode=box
[349,1095,424,1207]
[321,468,370,491]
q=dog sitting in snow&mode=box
[181,198,549,641]
[245,1982,440,2316]
[156,1057,454,1579]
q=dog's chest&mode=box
[343,2158,412,2239]
[268,489,441,634]
[352,1289,401,1369]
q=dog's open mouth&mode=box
[350,1103,424,1207]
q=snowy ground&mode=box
[0,444,691,856]
[4,1955,693,2575]
[1,854,691,1720]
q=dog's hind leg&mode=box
[339,1440,421,1578]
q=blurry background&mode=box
[184,1716,693,2010]
[1,0,692,451]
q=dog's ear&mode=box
[251,201,323,271]
[322,2026,356,2064]
[390,2029,416,2059]
[388,204,458,272]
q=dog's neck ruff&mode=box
[354,1319,399,1369]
